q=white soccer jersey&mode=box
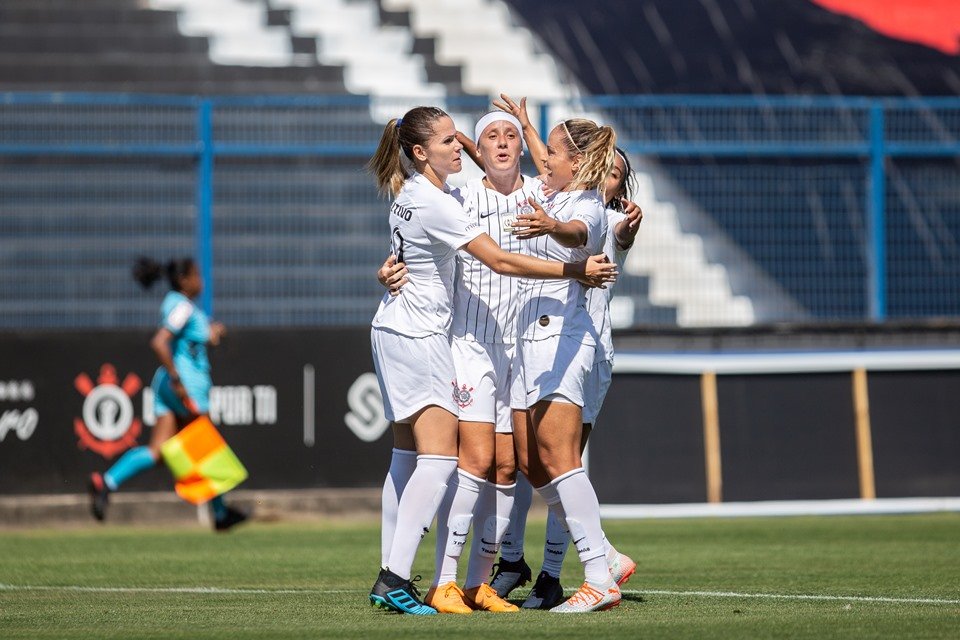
[451,175,543,344]
[588,208,630,363]
[372,172,483,338]
[516,189,608,343]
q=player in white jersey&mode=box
[501,115,628,613]
[486,97,644,610]
[413,112,548,614]
[366,105,617,616]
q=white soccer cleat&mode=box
[608,551,637,586]
[549,578,621,613]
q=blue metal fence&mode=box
[1,93,958,329]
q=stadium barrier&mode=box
[2,330,958,515]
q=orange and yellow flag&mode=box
[160,416,248,505]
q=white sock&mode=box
[464,481,515,589]
[380,448,417,568]
[542,507,571,579]
[534,482,568,579]
[499,474,532,562]
[433,469,484,587]
[551,468,608,587]
[386,455,458,580]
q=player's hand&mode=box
[492,93,533,131]
[208,321,226,346]
[377,254,408,296]
[512,197,556,239]
[536,175,557,199]
[614,198,643,249]
[575,254,618,289]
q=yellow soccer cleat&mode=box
[424,581,474,614]
[463,582,520,612]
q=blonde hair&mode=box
[367,106,449,197]
[559,118,617,196]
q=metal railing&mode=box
[1,93,958,328]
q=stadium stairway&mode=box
[0,0,347,93]
[1,0,760,328]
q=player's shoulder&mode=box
[521,174,544,193]
[571,188,604,206]
[401,173,463,213]
[161,290,192,312]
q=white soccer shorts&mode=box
[451,337,515,434]
[581,359,613,426]
[371,327,458,423]
[514,334,595,409]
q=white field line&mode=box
[1,583,957,605]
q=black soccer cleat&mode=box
[369,569,437,615]
[214,506,248,532]
[88,472,109,522]
[521,571,565,610]
[489,555,533,598]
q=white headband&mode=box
[474,111,525,147]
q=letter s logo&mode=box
[344,373,389,442]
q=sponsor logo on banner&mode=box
[141,385,278,427]
[0,379,39,443]
[74,364,143,459]
[344,373,389,442]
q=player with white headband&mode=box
[418,109,547,614]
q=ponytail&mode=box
[367,106,451,198]
[133,256,195,292]
[368,119,408,198]
[560,119,617,196]
[133,256,163,290]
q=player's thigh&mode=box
[529,399,584,479]
[410,405,458,457]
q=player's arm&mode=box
[493,93,547,175]
[150,328,195,412]
[512,197,588,248]
[456,131,484,171]
[462,233,615,288]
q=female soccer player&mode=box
[504,115,626,613]
[366,105,616,615]
[88,257,246,531]
[488,96,643,609]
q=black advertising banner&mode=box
[0,329,393,494]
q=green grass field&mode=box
[1,514,958,639]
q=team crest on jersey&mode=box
[74,364,142,459]
[451,380,474,408]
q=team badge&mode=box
[74,364,142,459]
[451,380,475,409]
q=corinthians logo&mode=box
[451,380,474,409]
[74,364,143,459]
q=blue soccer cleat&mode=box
[369,569,437,615]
